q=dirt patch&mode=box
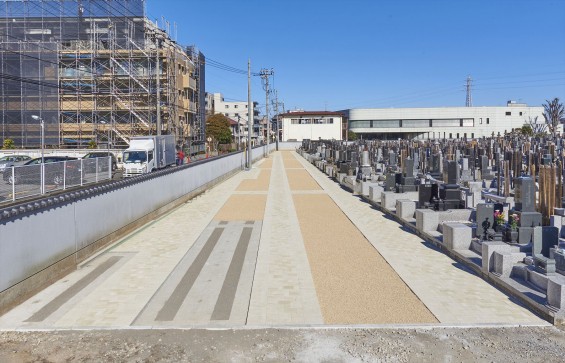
[293,193,437,324]
[214,194,267,221]
[1,326,564,362]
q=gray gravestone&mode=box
[515,177,535,212]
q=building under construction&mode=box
[0,0,205,149]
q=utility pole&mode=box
[259,68,274,156]
[237,115,241,150]
[156,40,161,135]
[247,59,252,169]
[274,90,279,151]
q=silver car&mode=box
[0,155,32,172]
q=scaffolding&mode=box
[0,0,203,148]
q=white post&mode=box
[11,167,15,201]
[40,119,45,195]
[247,59,252,169]
[32,115,45,194]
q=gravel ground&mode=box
[293,193,437,324]
[1,326,564,362]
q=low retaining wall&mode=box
[0,145,273,315]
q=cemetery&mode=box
[299,136,565,324]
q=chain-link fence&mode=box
[0,157,112,204]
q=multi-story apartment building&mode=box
[0,0,205,148]
[205,92,260,143]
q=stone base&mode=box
[547,276,565,309]
[443,223,472,251]
[396,199,416,220]
[415,209,439,232]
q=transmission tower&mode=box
[465,75,473,107]
[259,68,274,155]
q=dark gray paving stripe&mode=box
[211,227,253,321]
[25,256,122,323]
[155,227,225,321]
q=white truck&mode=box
[123,135,176,177]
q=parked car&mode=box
[0,155,31,172]
[3,156,80,185]
[81,151,117,173]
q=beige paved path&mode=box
[247,153,323,325]
[0,163,267,328]
[0,151,549,329]
[293,151,546,325]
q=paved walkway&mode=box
[0,151,547,329]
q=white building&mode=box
[343,101,544,139]
[205,92,260,143]
[280,111,345,141]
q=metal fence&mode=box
[0,157,112,204]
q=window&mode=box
[225,113,229,116]
[505,111,511,116]
[487,118,490,124]
[234,105,238,109]
[433,119,459,127]
[480,118,482,124]
[472,133,474,138]
[403,119,430,128]
[449,133,452,139]
[235,113,239,117]
[245,105,248,108]
[225,105,229,109]
[519,112,523,116]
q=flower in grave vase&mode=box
[494,210,506,230]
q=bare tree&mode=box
[526,116,547,135]
[543,98,565,134]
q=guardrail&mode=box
[0,157,112,204]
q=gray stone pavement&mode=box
[0,151,550,329]
[247,152,323,325]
